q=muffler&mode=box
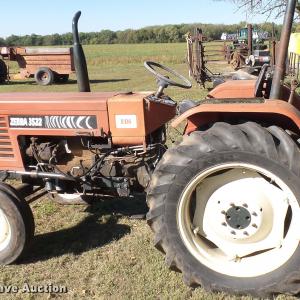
[72,11,91,92]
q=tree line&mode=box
[0,22,283,47]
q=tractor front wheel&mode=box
[0,184,34,265]
[147,122,300,297]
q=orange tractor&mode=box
[0,2,300,297]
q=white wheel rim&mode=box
[177,163,300,277]
[0,208,11,251]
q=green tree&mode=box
[98,30,117,44]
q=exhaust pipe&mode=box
[72,11,91,92]
[247,24,253,56]
[269,0,296,99]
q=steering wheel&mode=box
[144,61,192,97]
[254,64,269,97]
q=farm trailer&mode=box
[0,46,75,85]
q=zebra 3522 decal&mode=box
[9,115,97,130]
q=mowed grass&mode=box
[1,43,212,99]
[0,43,296,300]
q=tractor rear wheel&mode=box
[34,67,54,86]
[147,122,300,297]
[0,185,35,264]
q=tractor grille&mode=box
[0,117,14,158]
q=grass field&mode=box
[1,43,212,99]
[0,43,296,300]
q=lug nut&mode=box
[231,231,236,235]
[242,203,248,208]
[252,212,257,217]
[252,224,258,228]
[243,231,249,236]
[222,222,227,227]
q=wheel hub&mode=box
[225,206,251,230]
[213,193,263,240]
[188,168,294,262]
[42,73,48,80]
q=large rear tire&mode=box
[147,122,300,297]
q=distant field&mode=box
[0,43,224,99]
[85,43,187,65]
[0,43,295,300]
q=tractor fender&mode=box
[207,80,256,98]
[171,99,300,135]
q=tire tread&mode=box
[147,121,300,297]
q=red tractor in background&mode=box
[0,2,300,297]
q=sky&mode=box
[1,0,282,37]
